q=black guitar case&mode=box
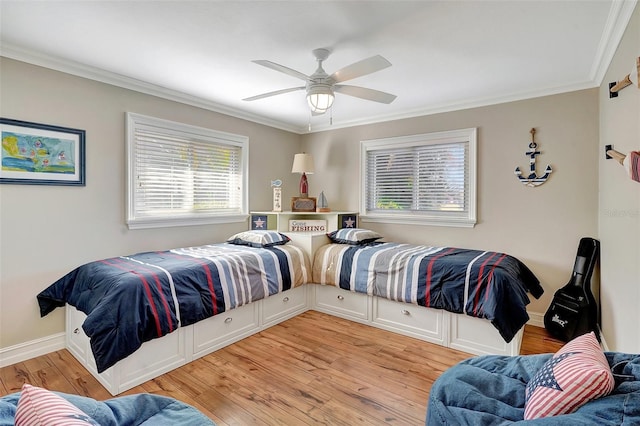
[544,237,600,342]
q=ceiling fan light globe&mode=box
[306,89,334,113]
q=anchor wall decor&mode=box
[515,128,552,187]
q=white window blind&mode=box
[361,128,476,227]
[126,113,248,229]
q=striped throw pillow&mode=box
[15,384,98,426]
[524,332,614,419]
[327,228,382,245]
[226,230,290,248]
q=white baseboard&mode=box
[527,311,545,328]
[0,333,65,368]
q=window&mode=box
[126,113,248,229]
[361,128,476,227]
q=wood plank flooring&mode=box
[0,311,564,425]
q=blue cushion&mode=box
[426,352,640,425]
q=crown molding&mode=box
[2,0,635,136]
[589,0,638,84]
[0,44,301,134]
[303,79,597,134]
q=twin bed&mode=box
[37,229,544,395]
[312,240,543,344]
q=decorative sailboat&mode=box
[317,191,330,212]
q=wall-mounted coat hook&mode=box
[605,145,626,165]
[609,57,640,98]
[605,145,640,183]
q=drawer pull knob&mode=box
[224,317,233,324]
[401,309,410,316]
[337,295,344,301]
[73,328,80,334]
[283,297,290,302]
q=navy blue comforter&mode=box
[312,243,544,342]
[37,243,310,372]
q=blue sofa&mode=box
[0,390,215,426]
[426,352,640,425]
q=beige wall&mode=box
[598,4,639,353]
[0,58,302,349]
[302,89,600,317]
[2,50,628,353]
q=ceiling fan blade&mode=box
[252,60,310,81]
[243,86,305,101]
[329,55,392,83]
[334,85,397,104]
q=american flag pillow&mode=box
[15,384,98,426]
[524,331,614,419]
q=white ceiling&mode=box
[0,1,636,134]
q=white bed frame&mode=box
[64,236,524,396]
[65,284,522,395]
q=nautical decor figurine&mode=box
[271,179,282,212]
[317,190,330,212]
[515,128,552,187]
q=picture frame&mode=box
[0,118,86,186]
[291,196,316,212]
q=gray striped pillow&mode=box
[327,228,382,245]
[227,230,290,248]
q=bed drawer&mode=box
[312,285,370,322]
[192,302,260,358]
[112,326,189,391]
[66,305,89,363]
[448,313,522,356]
[262,285,308,326]
[67,305,189,395]
[372,298,445,345]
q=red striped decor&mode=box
[15,384,98,425]
[524,332,614,419]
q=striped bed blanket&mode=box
[312,243,543,342]
[37,243,311,373]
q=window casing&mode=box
[360,128,477,227]
[126,113,248,229]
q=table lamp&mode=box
[291,153,315,197]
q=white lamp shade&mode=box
[291,153,315,174]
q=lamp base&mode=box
[299,172,308,197]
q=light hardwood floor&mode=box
[0,311,564,425]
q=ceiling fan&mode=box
[243,48,397,115]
